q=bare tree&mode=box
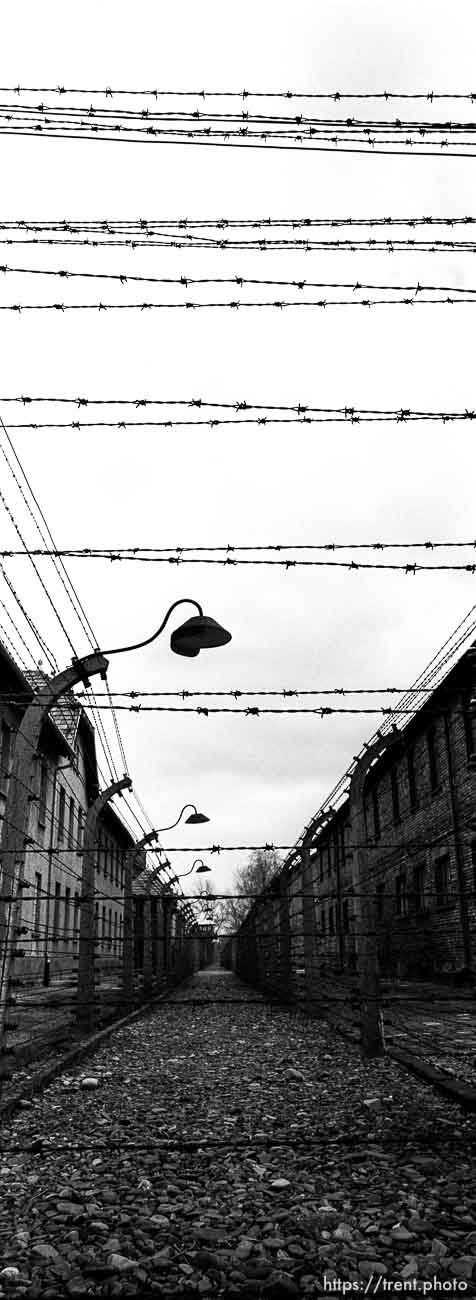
[218,848,282,933]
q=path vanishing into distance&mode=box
[0,969,475,1297]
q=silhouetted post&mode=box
[77,777,132,1031]
[349,735,395,1059]
[123,831,158,1006]
[278,872,292,1002]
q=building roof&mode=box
[23,669,81,751]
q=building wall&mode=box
[0,650,129,984]
[22,729,91,978]
[307,656,475,981]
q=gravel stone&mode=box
[0,969,475,1296]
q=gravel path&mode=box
[0,968,475,1298]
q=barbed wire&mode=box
[3,413,476,431]
[2,105,476,135]
[4,235,476,253]
[1,702,474,715]
[3,215,476,229]
[1,551,476,572]
[2,400,476,430]
[4,266,476,297]
[2,87,476,102]
[0,685,458,700]
[2,395,476,419]
[3,296,476,312]
[2,830,475,857]
[4,887,476,903]
[1,1131,472,1160]
[3,105,476,157]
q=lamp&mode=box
[170,613,232,659]
[102,599,231,660]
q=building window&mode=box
[77,807,84,847]
[434,854,449,908]
[390,766,400,825]
[102,904,106,946]
[328,905,334,935]
[427,725,440,792]
[372,787,381,841]
[321,909,326,937]
[57,786,66,844]
[108,907,112,948]
[326,844,331,877]
[38,761,48,827]
[396,871,407,917]
[33,871,42,939]
[52,881,61,944]
[114,848,119,888]
[0,721,12,795]
[95,900,99,940]
[119,915,124,953]
[342,899,349,933]
[120,855,125,890]
[411,863,426,914]
[319,852,324,883]
[463,689,476,760]
[64,887,71,943]
[407,747,418,810]
[472,841,476,893]
[68,796,75,849]
[114,910,118,952]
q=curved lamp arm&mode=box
[157,804,199,833]
[170,858,207,883]
[101,599,203,658]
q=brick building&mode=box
[231,641,475,990]
[298,641,476,981]
[0,640,133,983]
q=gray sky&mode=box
[0,0,475,896]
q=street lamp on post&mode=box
[169,859,211,883]
[160,862,211,973]
[0,598,231,1072]
[156,805,210,832]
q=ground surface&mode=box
[0,968,475,1298]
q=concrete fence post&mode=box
[123,831,158,1006]
[77,776,132,1031]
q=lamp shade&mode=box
[185,811,209,825]
[170,614,232,658]
[194,863,211,874]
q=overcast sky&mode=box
[0,0,475,899]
